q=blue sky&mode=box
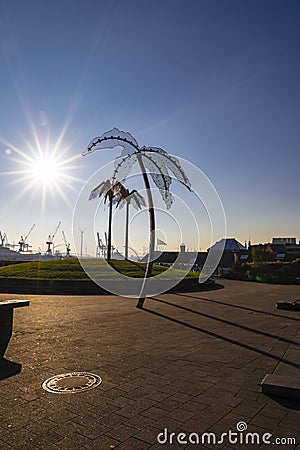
[0,0,299,254]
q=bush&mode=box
[226,259,300,284]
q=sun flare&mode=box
[1,132,82,209]
[30,155,61,184]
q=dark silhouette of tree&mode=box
[89,179,123,261]
[116,188,146,260]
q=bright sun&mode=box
[0,107,83,210]
[30,156,61,184]
[1,135,82,209]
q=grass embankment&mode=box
[0,258,199,281]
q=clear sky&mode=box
[0,0,299,255]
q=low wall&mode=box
[0,277,216,296]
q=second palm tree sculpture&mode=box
[89,179,122,261]
[83,128,191,308]
[116,188,146,260]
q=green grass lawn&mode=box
[0,258,199,281]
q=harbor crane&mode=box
[46,221,61,254]
[0,231,8,247]
[96,232,107,258]
[62,230,71,257]
[18,224,35,252]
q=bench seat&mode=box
[0,299,30,375]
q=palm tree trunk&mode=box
[125,201,129,260]
[107,195,113,262]
[136,155,155,308]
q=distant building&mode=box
[180,243,186,253]
[250,238,300,262]
[142,238,249,274]
[272,237,296,245]
[208,238,249,274]
[208,238,247,252]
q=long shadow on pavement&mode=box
[150,297,300,348]
[142,300,300,370]
[177,293,300,323]
[0,359,21,381]
[268,395,300,411]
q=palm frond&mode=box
[112,153,138,184]
[143,147,191,190]
[88,179,111,201]
[82,128,139,156]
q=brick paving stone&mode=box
[167,392,192,403]
[220,382,241,394]
[100,413,127,428]
[106,423,138,441]
[149,442,185,450]
[192,410,221,425]
[142,407,169,420]
[46,408,79,423]
[92,403,121,417]
[126,415,155,430]
[117,404,146,419]
[104,388,129,398]
[25,417,58,434]
[0,439,14,450]
[145,390,171,402]
[153,417,181,432]
[69,421,109,439]
[134,398,157,409]
[115,437,151,449]
[1,417,32,432]
[177,418,210,433]
[260,404,288,420]
[150,385,178,395]
[156,398,183,411]
[71,412,105,427]
[49,421,81,438]
[180,399,207,413]
[205,403,234,416]
[21,430,63,449]
[168,408,196,422]
[250,413,281,430]
[176,380,212,396]
[215,411,250,429]
[110,396,135,408]
[84,434,120,449]
[282,410,300,427]
[2,428,37,448]
[134,426,162,444]
[16,443,62,450]
[232,399,265,418]
[56,432,93,449]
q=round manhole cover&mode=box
[42,372,102,394]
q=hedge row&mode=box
[226,259,300,284]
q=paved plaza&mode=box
[0,279,299,449]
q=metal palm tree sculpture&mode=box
[89,179,122,261]
[83,128,191,308]
[116,187,146,260]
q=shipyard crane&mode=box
[19,224,35,252]
[62,230,71,257]
[46,221,61,254]
[96,232,107,258]
[0,231,8,247]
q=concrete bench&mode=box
[0,300,29,372]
